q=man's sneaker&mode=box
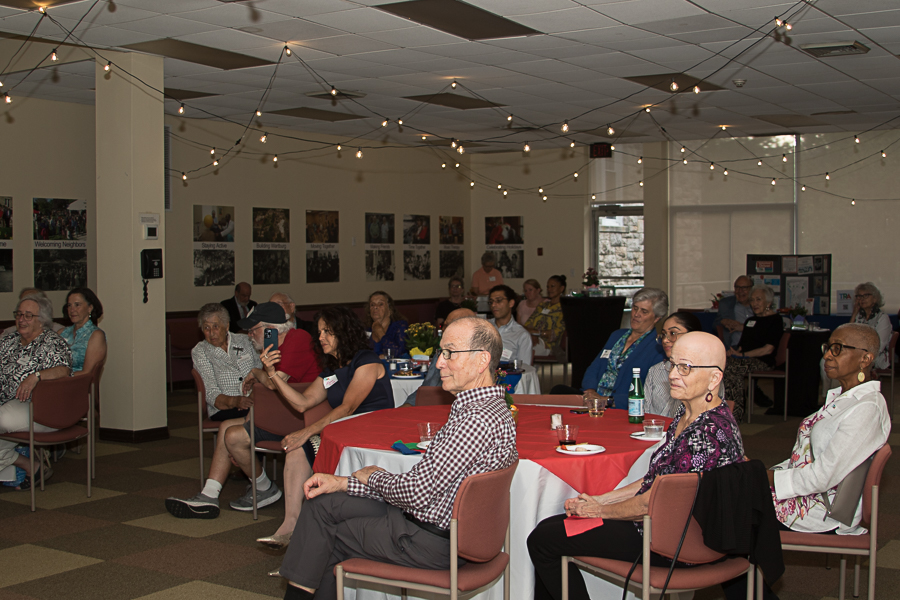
[230,482,282,512]
[165,493,220,519]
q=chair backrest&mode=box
[191,368,208,418]
[647,473,725,565]
[252,382,309,437]
[416,385,455,407]
[887,331,899,356]
[862,444,892,525]
[774,332,790,367]
[452,461,518,562]
[168,319,204,351]
[31,372,94,430]
[301,390,333,428]
[510,394,582,407]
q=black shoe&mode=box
[753,385,774,408]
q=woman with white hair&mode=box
[722,285,785,421]
[0,294,73,489]
[850,282,892,370]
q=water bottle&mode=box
[628,367,644,424]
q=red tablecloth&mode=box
[314,405,670,496]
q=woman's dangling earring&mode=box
[705,391,714,403]
[857,371,866,383]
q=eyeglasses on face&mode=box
[821,342,868,357]
[855,293,873,299]
[439,348,485,361]
[663,360,724,377]
[13,311,37,321]
[657,330,687,343]
[488,297,509,305]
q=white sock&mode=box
[201,479,223,499]
[256,471,272,492]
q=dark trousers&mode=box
[281,492,454,599]
[527,514,672,600]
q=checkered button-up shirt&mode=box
[191,333,261,417]
[347,385,518,530]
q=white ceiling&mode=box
[1,0,899,151]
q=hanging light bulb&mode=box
[457,145,464,154]
[573,172,578,178]
[182,172,187,181]
[503,189,508,196]
[854,135,860,144]
[382,120,388,127]
[757,160,762,166]
[39,6,44,12]
[284,45,291,56]
[882,150,887,158]
[607,125,615,136]
[450,139,457,148]
[851,199,856,205]
[178,104,184,114]
[771,178,776,186]
[570,141,575,148]
[213,159,218,166]
[538,188,543,193]
[356,147,363,159]
[639,181,644,187]
[455,163,459,168]
[273,155,278,162]
[524,142,530,152]
[497,185,502,190]
[591,195,596,200]
[336,144,342,151]
[683,158,688,165]
[785,22,792,30]
[561,121,569,133]
[825,172,830,180]
[421,136,427,140]
[330,87,337,96]
[801,185,806,191]
[210,148,215,155]
[775,17,783,27]
[723,168,729,176]
[256,110,262,117]
[397,119,403,125]
[645,107,651,112]
[470,181,475,187]
[507,114,513,122]
[610,145,615,150]
[542,195,547,201]
[721,126,727,131]
[669,79,679,92]
[441,163,446,169]
[451,79,457,88]
[680,146,686,153]
[637,156,642,164]
[104,62,111,72]
[710,163,715,170]
[693,85,700,94]
[260,133,267,143]
[51,49,58,61]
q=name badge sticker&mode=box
[542,309,551,315]
[746,320,756,328]
[489,276,496,282]
[600,349,612,359]
[500,348,513,361]
[16,356,31,366]
[323,375,338,389]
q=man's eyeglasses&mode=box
[663,360,724,377]
[13,311,36,321]
[855,293,873,299]
[657,330,687,343]
[821,342,868,357]
[439,348,485,361]
[488,297,509,305]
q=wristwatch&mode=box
[35,371,41,381]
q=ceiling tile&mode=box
[510,8,617,33]
[295,34,398,56]
[302,7,415,33]
[177,5,295,28]
[112,15,220,38]
[364,25,466,47]
[465,0,579,16]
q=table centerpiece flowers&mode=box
[404,322,440,361]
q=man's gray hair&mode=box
[854,282,884,308]
[275,291,295,305]
[752,284,775,307]
[480,251,495,265]
[18,295,54,329]
[197,302,230,328]
[457,316,502,375]
[632,287,669,319]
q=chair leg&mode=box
[853,555,860,598]
[561,557,569,600]
[335,565,344,600]
[839,555,847,600]
[29,441,36,512]
[747,375,754,424]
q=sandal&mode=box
[17,461,53,491]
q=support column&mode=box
[642,141,670,293]
[95,53,168,442]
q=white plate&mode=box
[417,441,431,450]
[393,373,424,379]
[630,432,664,441]
[556,444,605,456]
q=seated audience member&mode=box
[469,251,503,296]
[435,276,466,327]
[644,311,706,417]
[270,292,316,338]
[164,303,268,519]
[365,291,408,359]
[2,288,65,335]
[723,323,891,600]
[272,317,517,598]
[488,284,533,366]
[406,308,476,405]
[714,276,754,348]
[60,287,107,374]
[241,302,319,390]
[255,306,395,549]
[221,282,256,333]
[849,282,892,370]
[0,295,72,489]
[529,332,743,600]
[555,287,667,409]
[517,278,544,326]
[722,285,784,421]
[524,275,567,357]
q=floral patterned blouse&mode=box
[523,301,565,352]
[635,402,744,532]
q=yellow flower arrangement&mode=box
[405,322,441,357]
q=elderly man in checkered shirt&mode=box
[276,317,518,600]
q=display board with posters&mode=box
[33,197,87,291]
[365,213,395,282]
[252,207,290,285]
[402,214,430,281]
[746,253,832,314]
[485,216,524,279]
[192,204,235,287]
[438,216,464,279]
[306,210,339,283]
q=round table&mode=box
[388,364,541,407]
[315,404,668,600]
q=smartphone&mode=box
[263,328,279,352]
[570,408,588,414]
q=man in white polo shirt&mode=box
[488,284,533,366]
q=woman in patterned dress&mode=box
[524,274,567,357]
[528,332,744,600]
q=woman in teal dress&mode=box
[60,287,107,373]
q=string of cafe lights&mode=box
[3,1,899,202]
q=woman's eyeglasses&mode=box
[821,342,868,357]
[13,311,36,321]
[663,360,723,376]
[657,330,687,343]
